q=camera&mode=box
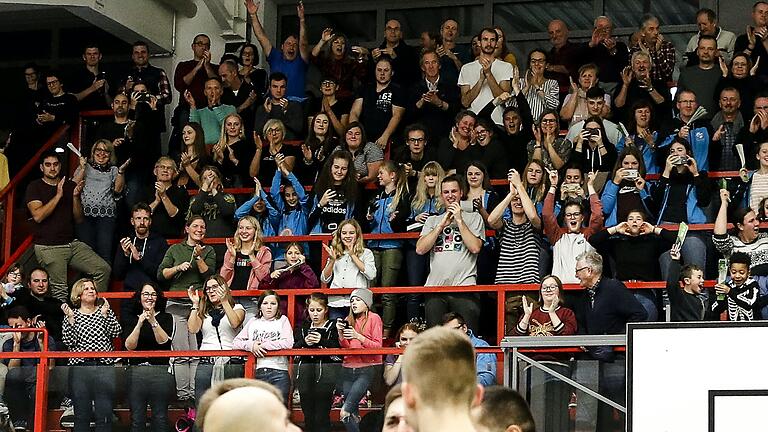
[585,127,600,138]
[674,156,692,166]
[624,169,638,180]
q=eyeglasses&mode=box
[266,128,282,134]
[141,292,158,298]
[575,266,590,273]
[193,41,211,47]
[475,129,488,135]
[205,284,221,291]
[94,148,111,155]
[407,137,425,143]
[321,80,336,86]
[564,212,582,218]
[541,285,559,292]
[46,80,60,86]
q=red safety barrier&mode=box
[0,337,257,432]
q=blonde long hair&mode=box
[379,160,408,213]
[217,113,245,146]
[411,161,445,212]
[330,219,364,257]
[235,215,265,251]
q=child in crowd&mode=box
[543,169,603,284]
[336,288,383,432]
[383,321,423,386]
[269,156,311,261]
[234,178,277,237]
[309,150,357,233]
[220,215,272,290]
[234,290,294,404]
[522,159,549,215]
[710,252,761,321]
[293,293,341,432]
[367,161,410,337]
[321,219,376,319]
[666,244,706,321]
[466,161,500,284]
[404,161,445,310]
[488,169,542,284]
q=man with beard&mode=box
[678,35,722,118]
[113,203,169,293]
[24,151,111,301]
[458,27,514,126]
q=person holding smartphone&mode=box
[293,293,341,432]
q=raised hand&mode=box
[100,298,111,317]
[187,285,200,304]
[245,0,259,15]
[615,221,630,235]
[183,90,196,108]
[522,296,533,318]
[752,56,762,76]
[318,189,336,207]
[322,243,338,261]
[225,237,237,257]
[547,168,558,187]
[321,28,333,42]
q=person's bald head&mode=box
[198,379,299,432]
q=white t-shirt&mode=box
[458,58,516,126]
[200,303,245,350]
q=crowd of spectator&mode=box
[5,2,768,431]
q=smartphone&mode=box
[96,298,105,307]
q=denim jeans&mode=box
[194,361,245,404]
[5,366,35,424]
[256,368,291,405]
[69,364,115,432]
[76,216,117,265]
[129,365,173,432]
[340,366,377,432]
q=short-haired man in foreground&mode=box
[472,385,536,432]
[402,326,483,432]
[197,378,300,432]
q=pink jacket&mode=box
[220,246,272,290]
[339,312,383,368]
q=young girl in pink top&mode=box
[233,290,294,403]
[336,288,382,432]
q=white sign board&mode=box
[628,322,768,432]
